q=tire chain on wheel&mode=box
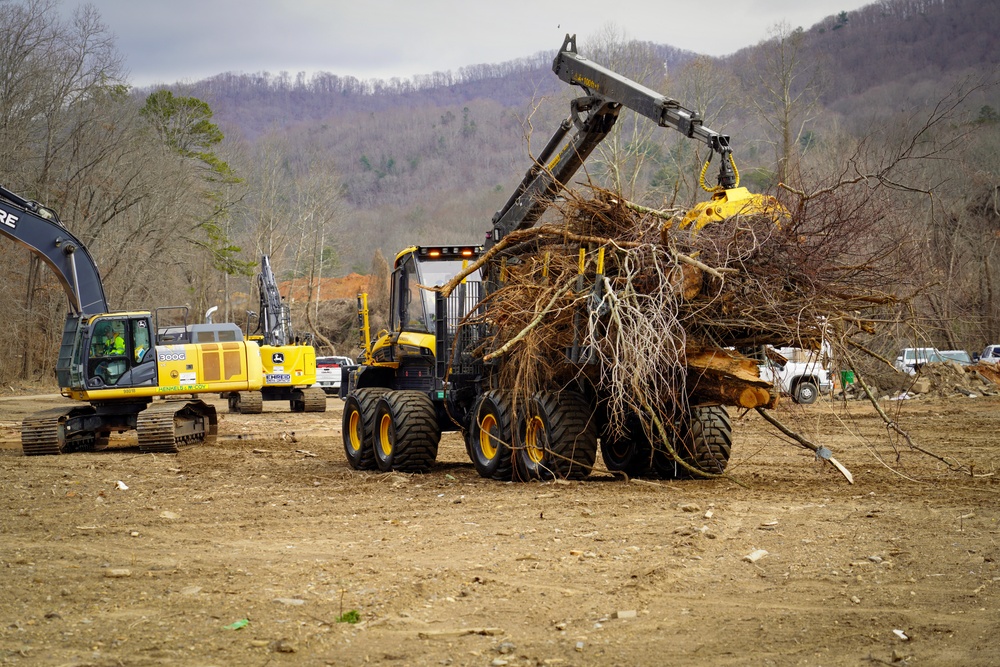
[517,391,597,481]
[342,387,390,470]
[375,391,440,473]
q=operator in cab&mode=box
[91,321,127,385]
[95,323,126,357]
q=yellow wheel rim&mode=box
[525,415,545,464]
[378,413,393,456]
[479,413,498,459]
[348,410,362,453]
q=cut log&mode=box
[685,347,777,409]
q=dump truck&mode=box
[341,35,779,480]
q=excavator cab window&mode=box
[88,319,129,385]
[132,319,151,363]
[84,316,156,387]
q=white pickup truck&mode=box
[314,355,353,394]
[757,346,833,404]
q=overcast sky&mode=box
[79,0,877,87]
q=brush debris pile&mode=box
[447,185,900,433]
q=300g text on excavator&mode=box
[0,184,264,455]
[341,35,779,481]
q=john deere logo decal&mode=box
[272,352,285,364]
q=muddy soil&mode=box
[0,391,997,666]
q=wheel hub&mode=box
[378,413,393,456]
[525,415,545,464]
[479,414,498,459]
[348,410,362,452]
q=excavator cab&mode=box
[77,314,157,389]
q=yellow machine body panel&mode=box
[369,330,436,369]
[675,187,785,232]
[258,343,317,388]
[66,340,263,401]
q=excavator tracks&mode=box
[21,406,94,456]
[228,390,263,414]
[293,386,327,413]
[137,399,218,454]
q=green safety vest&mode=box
[105,335,125,356]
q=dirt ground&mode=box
[0,389,998,666]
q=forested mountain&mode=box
[168,0,998,274]
[1,0,998,382]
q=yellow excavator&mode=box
[221,255,325,414]
[0,184,264,455]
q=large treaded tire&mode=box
[600,412,653,478]
[653,405,732,479]
[342,387,389,470]
[514,391,597,482]
[468,391,514,481]
[373,391,440,473]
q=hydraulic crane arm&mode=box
[0,184,109,316]
[552,34,737,187]
[489,34,738,247]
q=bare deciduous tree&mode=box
[746,22,824,186]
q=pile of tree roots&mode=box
[439,182,919,480]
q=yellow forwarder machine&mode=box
[0,184,264,455]
[341,35,779,480]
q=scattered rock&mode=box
[273,597,305,606]
[612,610,637,619]
[743,549,768,564]
[104,569,131,578]
[270,639,296,653]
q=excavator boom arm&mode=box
[0,185,109,316]
[257,255,292,346]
